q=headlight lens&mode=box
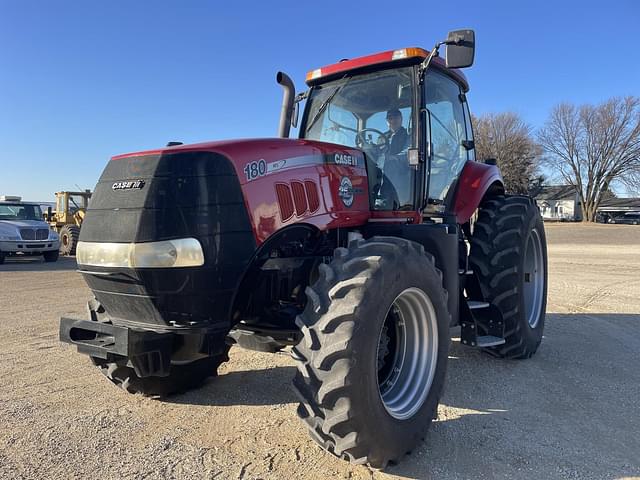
[76,238,205,268]
[49,231,59,240]
[0,235,19,241]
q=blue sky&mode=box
[1,0,638,201]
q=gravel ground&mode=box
[0,223,639,480]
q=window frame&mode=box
[422,69,469,208]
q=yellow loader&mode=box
[46,190,91,255]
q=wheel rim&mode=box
[376,287,438,420]
[523,228,544,328]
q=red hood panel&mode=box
[113,138,359,163]
[113,138,371,244]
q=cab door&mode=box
[423,70,469,209]
[56,194,67,223]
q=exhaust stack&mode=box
[277,72,295,138]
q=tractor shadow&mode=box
[167,313,640,479]
[0,255,78,272]
[167,364,299,407]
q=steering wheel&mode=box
[355,128,389,155]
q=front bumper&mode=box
[0,239,59,254]
[60,317,173,377]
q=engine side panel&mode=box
[210,139,371,244]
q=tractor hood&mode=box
[112,137,365,185]
[78,137,368,329]
[110,137,371,243]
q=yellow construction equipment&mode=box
[46,190,92,255]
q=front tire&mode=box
[92,353,230,397]
[43,250,59,262]
[469,195,548,359]
[292,237,450,468]
[87,299,230,397]
[59,225,80,255]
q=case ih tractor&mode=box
[60,30,547,468]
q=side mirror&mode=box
[291,101,299,129]
[445,29,475,69]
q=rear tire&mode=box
[59,225,80,255]
[43,250,59,262]
[292,237,450,468]
[469,195,548,359]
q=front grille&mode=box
[19,228,49,240]
[26,244,45,248]
[20,228,34,240]
[82,150,257,328]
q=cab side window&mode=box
[57,195,65,214]
[425,71,467,201]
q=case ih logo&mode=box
[112,180,146,191]
[334,153,358,166]
[338,177,354,207]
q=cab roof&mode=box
[305,47,469,92]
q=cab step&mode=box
[458,268,474,275]
[476,335,506,347]
[467,300,489,310]
[460,299,506,349]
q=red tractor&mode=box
[60,30,547,468]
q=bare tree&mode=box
[472,112,541,194]
[621,169,640,196]
[538,97,640,221]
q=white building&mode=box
[535,186,582,221]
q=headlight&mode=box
[0,235,19,241]
[76,238,205,268]
[49,231,59,240]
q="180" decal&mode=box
[244,159,267,181]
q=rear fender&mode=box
[453,161,504,224]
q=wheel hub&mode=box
[376,288,438,420]
[523,228,544,328]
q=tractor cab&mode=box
[52,190,92,223]
[301,65,417,210]
[299,35,475,217]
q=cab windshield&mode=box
[68,195,87,213]
[0,204,43,221]
[301,67,417,210]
